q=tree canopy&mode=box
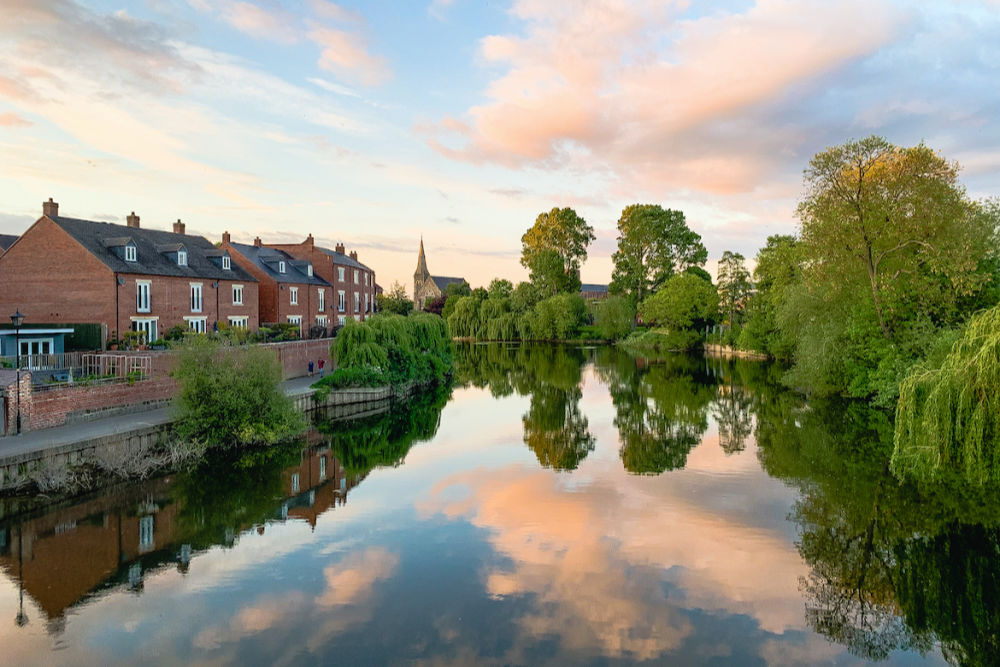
[716,250,752,327]
[609,204,707,305]
[520,207,595,297]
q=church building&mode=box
[413,239,467,311]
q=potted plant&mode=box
[122,330,142,350]
[108,338,120,351]
[150,338,167,350]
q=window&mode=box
[337,316,346,327]
[132,318,157,343]
[288,315,302,334]
[319,456,326,480]
[190,283,203,312]
[279,261,286,273]
[136,280,151,313]
[318,289,325,312]
[177,249,187,266]
[364,293,369,313]
[20,339,53,369]
[289,286,299,305]
[337,290,345,312]
[317,315,327,328]
[291,472,300,494]
[354,291,360,312]
[139,516,154,552]
[364,273,369,286]
[185,317,206,333]
[232,284,244,305]
[307,264,313,277]
[222,255,231,270]
[228,316,249,328]
[125,244,137,262]
[338,267,345,281]
[353,269,359,283]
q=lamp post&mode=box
[10,309,24,435]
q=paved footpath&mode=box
[0,375,321,461]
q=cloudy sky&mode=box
[1,0,998,291]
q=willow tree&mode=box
[892,305,1000,485]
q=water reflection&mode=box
[0,344,996,664]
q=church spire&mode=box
[415,236,429,280]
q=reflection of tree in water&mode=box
[713,382,754,455]
[315,382,452,477]
[523,385,594,471]
[596,348,715,475]
[755,390,1000,665]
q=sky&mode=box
[1,0,998,293]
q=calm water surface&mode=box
[1,343,995,665]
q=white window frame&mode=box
[287,315,302,335]
[353,269,359,283]
[136,280,151,313]
[222,255,231,270]
[289,286,299,305]
[337,290,345,312]
[232,284,244,305]
[190,283,203,313]
[177,249,187,266]
[279,260,286,273]
[354,291,360,312]
[338,267,345,281]
[337,315,346,327]
[307,264,313,277]
[316,315,327,328]
[184,316,207,333]
[364,293,369,313]
[130,317,158,344]
[318,289,325,312]
[364,273,369,286]
[125,244,137,262]
[228,315,249,328]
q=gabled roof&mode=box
[230,243,331,286]
[431,276,467,290]
[50,216,256,282]
[0,233,20,251]
[316,246,371,271]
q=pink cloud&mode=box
[308,24,391,86]
[0,112,32,127]
[427,0,905,196]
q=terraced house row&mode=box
[0,199,379,350]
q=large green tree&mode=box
[798,136,991,340]
[609,204,707,305]
[716,250,752,327]
[520,207,595,297]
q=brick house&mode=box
[264,235,377,327]
[0,199,259,346]
[222,234,333,336]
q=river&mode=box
[0,343,995,665]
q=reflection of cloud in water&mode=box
[422,462,810,660]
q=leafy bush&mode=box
[172,338,305,448]
[591,296,635,340]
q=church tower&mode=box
[414,238,430,308]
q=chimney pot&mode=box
[350,251,358,261]
[173,218,185,234]
[126,211,140,228]
[335,242,345,254]
[42,198,59,217]
[222,231,231,245]
[306,233,314,246]
[254,236,262,247]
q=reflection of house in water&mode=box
[0,442,364,632]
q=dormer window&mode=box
[222,255,231,270]
[279,261,286,273]
[178,249,187,266]
[125,244,137,262]
[307,264,313,277]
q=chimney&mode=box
[126,211,140,228]
[253,236,262,247]
[349,251,358,261]
[222,231,231,245]
[335,242,345,254]
[306,233,314,248]
[42,198,59,217]
[173,218,185,234]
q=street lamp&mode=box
[9,309,24,435]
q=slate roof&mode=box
[230,243,331,286]
[51,216,257,282]
[0,234,18,251]
[580,283,609,293]
[432,276,467,291]
[316,246,372,271]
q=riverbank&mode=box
[702,344,770,361]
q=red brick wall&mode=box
[0,217,115,331]
[115,275,259,340]
[28,378,176,431]
[262,338,334,379]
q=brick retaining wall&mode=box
[30,378,177,431]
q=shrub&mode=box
[592,296,636,340]
[172,338,304,448]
